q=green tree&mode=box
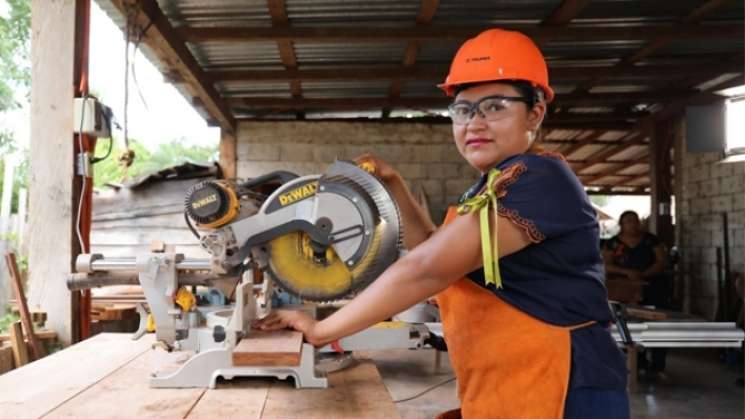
[590,195,608,207]
[0,0,31,111]
[0,129,28,213]
[92,138,217,187]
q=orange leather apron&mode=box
[436,208,593,419]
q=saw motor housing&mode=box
[185,161,403,301]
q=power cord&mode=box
[393,376,456,403]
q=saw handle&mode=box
[241,170,298,190]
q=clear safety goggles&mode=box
[448,95,532,125]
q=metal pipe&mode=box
[67,272,219,291]
[87,257,212,272]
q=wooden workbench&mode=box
[0,333,401,419]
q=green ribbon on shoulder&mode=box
[456,168,503,288]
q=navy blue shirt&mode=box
[459,153,627,390]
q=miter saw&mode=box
[67,160,431,389]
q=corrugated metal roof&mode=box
[302,81,391,98]
[294,42,406,64]
[287,0,421,25]
[93,0,745,193]
[158,0,272,28]
[575,0,704,23]
[217,81,292,97]
[433,0,559,25]
[188,42,283,68]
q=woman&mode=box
[256,29,629,419]
[603,210,668,378]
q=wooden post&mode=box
[27,0,82,346]
[219,129,237,179]
[9,321,29,367]
[649,118,675,248]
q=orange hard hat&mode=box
[438,28,554,102]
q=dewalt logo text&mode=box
[192,194,217,209]
[278,182,318,206]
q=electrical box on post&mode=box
[73,97,112,138]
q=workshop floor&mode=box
[369,349,744,419]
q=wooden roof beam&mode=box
[574,71,740,174]
[176,24,743,43]
[583,152,650,184]
[207,61,743,83]
[576,0,736,91]
[225,90,705,108]
[267,0,304,120]
[543,0,592,26]
[384,0,439,118]
[560,130,608,157]
[573,132,649,173]
[111,0,235,132]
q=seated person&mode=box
[602,210,669,379]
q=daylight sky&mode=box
[0,0,219,159]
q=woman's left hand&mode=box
[252,310,323,346]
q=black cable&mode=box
[91,136,113,164]
[393,376,456,403]
[185,212,201,240]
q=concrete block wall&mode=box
[675,132,745,319]
[236,121,480,223]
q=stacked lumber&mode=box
[91,304,137,321]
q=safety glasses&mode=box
[448,95,532,125]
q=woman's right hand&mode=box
[354,153,401,185]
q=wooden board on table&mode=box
[260,360,402,419]
[233,330,303,367]
[45,349,205,419]
[626,306,668,321]
[187,360,400,419]
[186,380,269,419]
[0,333,152,419]
[91,304,137,321]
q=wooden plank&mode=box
[0,343,13,374]
[0,329,57,343]
[0,333,152,418]
[45,349,205,419]
[6,252,45,360]
[626,307,668,321]
[175,24,743,43]
[233,330,303,367]
[260,361,401,419]
[9,321,29,367]
[91,304,137,321]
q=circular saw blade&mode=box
[266,161,402,301]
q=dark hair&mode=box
[452,80,543,108]
[619,210,640,224]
